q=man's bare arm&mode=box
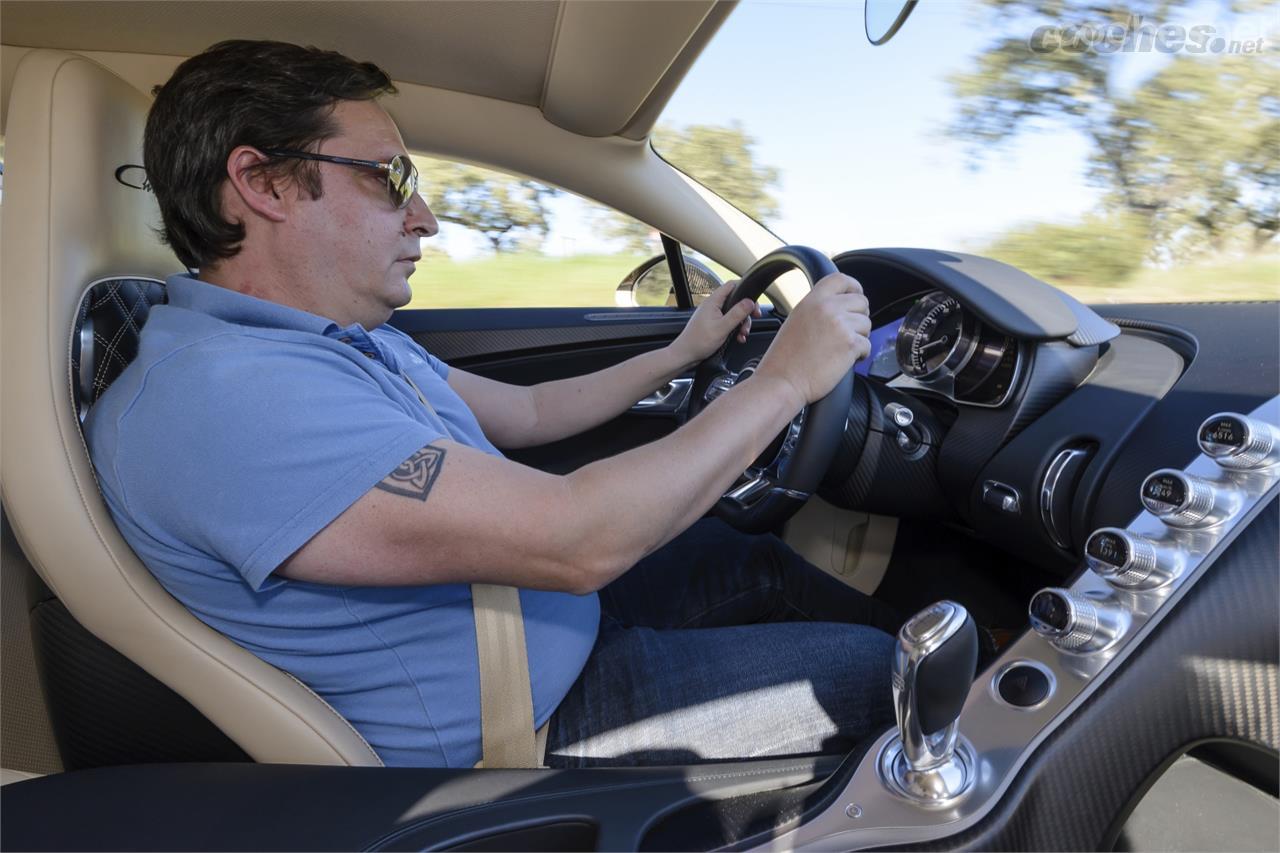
[279,274,869,593]
[447,282,759,449]
[278,373,801,593]
[446,345,689,449]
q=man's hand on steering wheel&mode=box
[679,247,871,535]
[754,272,871,406]
[667,280,762,369]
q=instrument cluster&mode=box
[864,290,1022,407]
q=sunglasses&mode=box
[261,149,419,209]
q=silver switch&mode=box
[1198,412,1280,470]
[1029,588,1128,653]
[1084,527,1184,590]
[1140,469,1240,528]
[885,402,915,428]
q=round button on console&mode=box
[996,663,1052,708]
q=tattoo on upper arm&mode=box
[375,444,446,502]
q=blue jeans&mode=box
[546,518,902,767]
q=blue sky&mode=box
[439,0,1275,261]
[656,0,1266,255]
[657,0,1102,254]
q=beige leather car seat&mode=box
[1,49,382,766]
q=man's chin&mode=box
[383,279,414,314]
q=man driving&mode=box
[86,39,901,768]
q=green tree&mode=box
[655,122,781,222]
[1129,53,1280,255]
[949,0,1279,259]
[985,212,1150,286]
[413,156,558,253]
[603,122,782,252]
[591,206,658,255]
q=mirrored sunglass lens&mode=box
[389,156,413,208]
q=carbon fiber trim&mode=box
[410,323,689,361]
[821,378,873,490]
[1090,303,1280,532]
[1062,292,1122,347]
[967,333,1185,573]
[936,342,1098,515]
[822,384,950,518]
[408,318,782,364]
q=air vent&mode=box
[1040,443,1096,549]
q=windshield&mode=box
[656,0,1279,304]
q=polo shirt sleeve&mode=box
[110,337,439,591]
[424,350,449,380]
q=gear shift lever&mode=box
[880,600,979,805]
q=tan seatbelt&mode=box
[471,583,541,768]
[399,369,542,768]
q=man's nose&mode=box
[405,192,439,238]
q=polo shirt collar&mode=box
[165,274,397,367]
[165,273,341,337]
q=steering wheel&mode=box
[686,246,855,534]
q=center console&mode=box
[758,401,1280,850]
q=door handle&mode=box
[631,377,693,415]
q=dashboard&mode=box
[815,247,1171,576]
[812,247,1277,593]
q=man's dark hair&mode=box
[144,40,396,269]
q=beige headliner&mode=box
[0,0,731,140]
[0,0,801,300]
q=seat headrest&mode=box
[72,277,167,421]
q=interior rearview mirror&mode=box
[865,0,918,45]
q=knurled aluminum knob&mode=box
[1029,588,1127,653]
[1140,469,1239,529]
[1084,528,1183,590]
[1198,413,1280,470]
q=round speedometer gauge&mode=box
[895,291,978,381]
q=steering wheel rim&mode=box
[686,246,855,534]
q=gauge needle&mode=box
[917,336,950,356]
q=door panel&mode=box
[390,307,781,472]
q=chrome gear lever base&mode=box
[879,734,976,806]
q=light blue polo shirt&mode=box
[84,274,599,767]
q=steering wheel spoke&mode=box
[725,471,775,507]
[686,246,857,533]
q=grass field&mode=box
[1055,253,1280,305]
[407,253,651,309]
[406,250,1278,310]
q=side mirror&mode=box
[615,255,725,308]
[865,0,918,45]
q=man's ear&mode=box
[224,146,289,223]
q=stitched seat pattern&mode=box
[72,277,167,420]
